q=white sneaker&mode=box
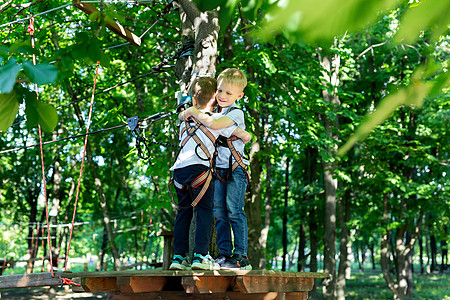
[169,254,191,270]
[191,253,220,270]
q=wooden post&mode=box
[158,231,174,270]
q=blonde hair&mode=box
[190,77,217,106]
[217,68,247,91]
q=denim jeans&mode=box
[214,166,248,256]
[173,164,214,255]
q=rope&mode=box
[28,16,55,277]
[65,61,101,272]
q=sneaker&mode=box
[191,253,220,270]
[169,254,190,270]
[214,254,230,266]
[220,254,252,270]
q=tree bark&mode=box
[259,126,272,269]
[318,49,340,299]
[282,157,290,271]
[306,146,318,297]
[430,234,437,272]
[337,190,351,300]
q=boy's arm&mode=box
[182,106,235,129]
[232,127,251,144]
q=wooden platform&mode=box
[0,269,328,299]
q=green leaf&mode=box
[22,62,58,85]
[338,66,433,156]
[218,0,240,31]
[256,0,398,45]
[394,1,450,44]
[25,95,58,132]
[194,0,223,11]
[0,91,19,132]
[241,0,264,21]
[0,59,21,94]
[89,11,101,22]
[87,38,102,63]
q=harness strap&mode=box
[216,107,249,183]
[169,119,216,207]
[168,170,212,208]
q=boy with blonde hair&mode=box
[182,68,252,270]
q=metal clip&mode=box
[127,116,139,132]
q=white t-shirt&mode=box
[170,110,237,171]
[215,104,249,168]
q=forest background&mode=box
[0,0,448,299]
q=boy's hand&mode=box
[182,106,199,121]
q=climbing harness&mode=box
[168,119,217,208]
[214,107,249,184]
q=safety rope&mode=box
[28,16,55,277]
[65,61,101,272]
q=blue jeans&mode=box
[214,166,248,256]
[173,164,214,255]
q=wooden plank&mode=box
[236,275,314,293]
[181,275,234,294]
[72,0,141,46]
[70,277,86,293]
[0,272,69,289]
[81,276,118,292]
[64,269,329,278]
[107,291,302,300]
[117,276,168,294]
[286,292,308,300]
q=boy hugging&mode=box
[169,74,250,270]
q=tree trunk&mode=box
[96,228,108,271]
[259,142,272,269]
[370,243,376,270]
[419,233,424,274]
[430,234,437,272]
[318,49,340,300]
[337,190,351,300]
[306,146,318,297]
[239,7,263,268]
[176,0,220,259]
[298,220,306,272]
[440,225,448,273]
[282,157,290,271]
[381,191,424,300]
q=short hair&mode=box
[217,68,247,91]
[190,77,217,106]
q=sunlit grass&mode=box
[313,270,449,300]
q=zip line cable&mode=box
[0,123,127,155]
[9,66,173,128]
[0,1,168,28]
[0,3,73,28]
[58,66,172,110]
